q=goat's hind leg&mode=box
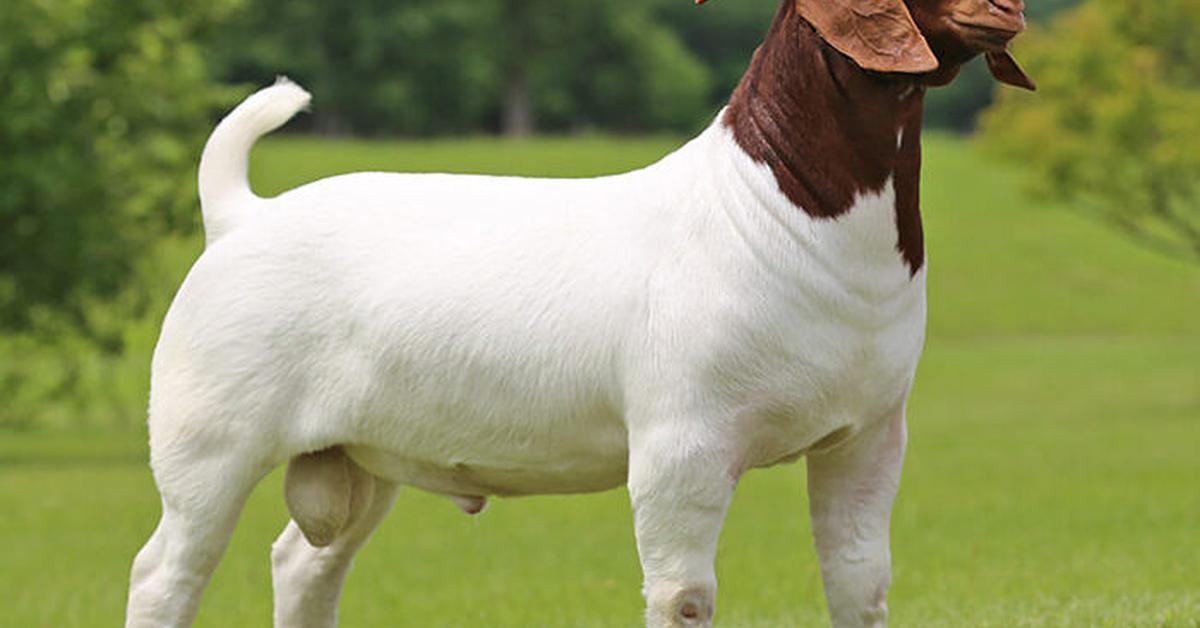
[126,441,272,628]
[272,447,400,628]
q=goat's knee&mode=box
[645,582,716,628]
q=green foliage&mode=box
[215,0,712,135]
[0,0,238,428]
[0,236,202,430]
[0,0,239,332]
[536,5,712,132]
[214,0,499,135]
[212,0,1075,134]
[981,0,1200,261]
[651,0,779,111]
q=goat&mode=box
[125,1,1032,626]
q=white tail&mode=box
[197,78,311,243]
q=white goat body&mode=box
[163,78,923,494]
[129,79,923,628]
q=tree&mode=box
[0,0,239,429]
[981,0,1200,261]
[215,0,711,136]
[0,0,239,333]
[528,1,711,133]
[214,0,499,136]
[651,0,778,113]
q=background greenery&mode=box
[982,0,1200,261]
[214,0,1084,136]
[0,0,234,332]
[1,0,1198,625]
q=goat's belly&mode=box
[339,385,630,497]
[344,436,630,498]
[344,445,629,497]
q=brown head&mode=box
[703,0,1035,90]
[797,0,1036,89]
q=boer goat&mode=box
[126,0,1033,626]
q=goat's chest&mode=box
[712,278,926,471]
[658,187,929,464]
[717,277,924,411]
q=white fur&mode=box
[126,81,924,628]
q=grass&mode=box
[1,134,1198,627]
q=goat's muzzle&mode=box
[950,0,1026,52]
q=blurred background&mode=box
[1,0,1197,625]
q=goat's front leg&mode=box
[807,408,907,628]
[628,427,737,628]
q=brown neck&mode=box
[723,1,927,275]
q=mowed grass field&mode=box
[2,134,1198,627]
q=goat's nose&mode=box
[989,0,1025,15]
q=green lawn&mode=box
[2,135,1197,627]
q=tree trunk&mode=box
[503,71,534,138]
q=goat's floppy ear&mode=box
[796,0,939,74]
[986,51,1036,91]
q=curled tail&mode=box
[198,78,311,243]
